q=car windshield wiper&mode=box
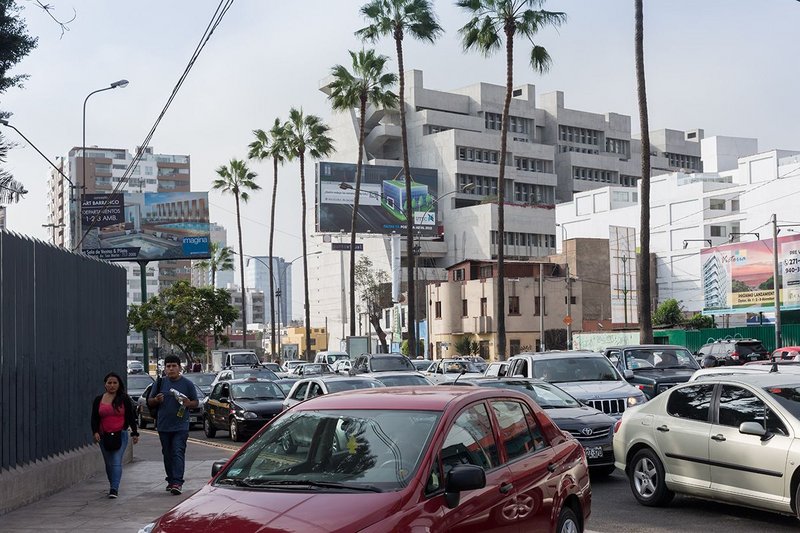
[237,479,383,492]
[659,365,694,370]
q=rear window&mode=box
[736,342,767,355]
[370,356,414,372]
[666,384,713,421]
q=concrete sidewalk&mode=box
[0,431,236,533]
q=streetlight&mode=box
[77,79,129,252]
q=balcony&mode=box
[474,315,492,334]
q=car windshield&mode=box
[326,354,350,363]
[374,375,430,387]
[481,380,581,408]
[230,354,259,366]
[442,361,483,374]
[215,409,441,492]
[532,357,619,383]
[738,342,767,355]
[183,374,216,386]
[624,348,699,370]
[237,369,279,381]
[326,380,385,393]
[764,384,800,419]
[370,357,414,372]
[231,382,284,400]
[263,363,281,372]
[127,375,153,389]
[301,364,332,375]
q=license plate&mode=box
[585,446,603,459]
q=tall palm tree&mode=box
[248,119,289,358]
[283,108,334,360]
[635,0,653,343]
[212,159,260,337]
[327,49,398,337]
[194,242,234,288]
[356,0,442,359]
[457,0,565,360]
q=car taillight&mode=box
[731,352,739,360]
[614,419,622,434]
[637,384,646,391]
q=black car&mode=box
[203,378,285,442]
[181,372,217,396]
[136,382,205,429]
[126,374,154,406]
[603,345,700,399]
[695,338,769,365]
[349,353,415,374]
[451,377,618,476]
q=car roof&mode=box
[605,345,689,350]
[513,351,605,360]
[690,371,800,387]
[362,371,427,377]
[224,378,279,385]
[774,346,800,351]
[299,375,383,383]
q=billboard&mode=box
[82,191,211,262]
[316,161,439,235]
[609,226,638,324]
[701,234,800,315]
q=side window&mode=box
[510,359,528,377]
[220,384,230,400]
[292,382,310,400]
[441,403,499,474]
[209,384,221,401]
[718,385,788,435]
[666,384,714,421]
[491,400,541,461]
[608,350,623,371]
[425,457,443,496]
[307,383,323,398]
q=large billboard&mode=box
[82,191,211,262]
[316,161,439,235]
[701,234,800,315]
[609,226,638,324]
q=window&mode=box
[709,199,726,210]
[491,401,539,461]
[710,226,724,237]
[480,297,487,317]
[292,382,309,401]
[534,296,545,316]
[510,340,521,356]
[718,385,787,435]
[564,296,577,305]
[479,341,490,360]
[509,296,520,315]
[307,383,323,399]
[441,403,499,473]
[666,384,714,421]
[480,265,493,278]
[462,299,468,318]
[435,301,442,319]
[454,269,465,281]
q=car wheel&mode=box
[629,448,674,506]
[137,411,148,430]
[230,419,243,442]
[556,505,580,533]
[590,464,616,478]
[203,416,216,438]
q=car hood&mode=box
[632,368,696,381]
[555,380,639,399]
[154,484,405,533]
[235,400,285,416]
[544,406,616,429]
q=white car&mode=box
[613,372,800,518]
[423,359,485,384]
[282,375,384,410]
[689,363,800,382]
[331,359,352,374]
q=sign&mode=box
[331,242,363,251]
[82,191,211,262]
[609,226,639,324]
[316,161,439,235]
[563,315,573,326]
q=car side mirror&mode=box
[623,369,634,380]
[445,464,486,508]
[739,421,772,440]
[211,459,228,477]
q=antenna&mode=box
[453,368,467,385]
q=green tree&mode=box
[758,276,774,291]
[652,298,684,327]
[685,313,715,330]
[213,159,260,334]
[356,0,443,359]
[457,0,565,360]
[327,48,398,338]
[401,338,425,357]
[194,242,234,288]
[128,281,238,363]
[283,108,334,360]
[454,335,479,356]
[731,279,751,293]
[354,255,392,352]
[249,118,289,357]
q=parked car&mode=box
[331,359,352,374]
[282,359,305,373]
[203,378,286,442]
[484,361,509,378]
[181,372,217,396]
[771,346,800,361]
[261,362,283,374]
[603,345,700,399]
[451,377,618,476]
[283,375,385,410]
[455,355,488,372]
[424,359,486,384]
[210,366,279,388]
[613,372,800,518]
[142,386,591,533]
[689,362,800,382]
[411,359,433,372]
[314,350,351,366]
[507,351,646,418]
[126,360,145,375]
[363,371,434,387]
[695,338,769,365]
[291,363,335,376]
[126,374,154,406]
[349,353,416,374]
[137,382,205,430]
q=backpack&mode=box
[148,376,163,421]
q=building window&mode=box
[435,301,442,319]
[462,299,468,317]
[479,341,490,359]
[564,296,577,305]
[509,296,520,315]
[709,199,726,210]
[710,226,724,237]
[454,268,465,281]
[480,297,487,317]
[510,340,521,356]
[479,265,493,278]
[401,308,406,328]
[534,296,545,316]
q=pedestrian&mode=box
[90,372,139,499]
[147,354,198,495]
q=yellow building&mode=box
[281,326,328,360]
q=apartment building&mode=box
[244,255,292,327]
[229,288,266,332]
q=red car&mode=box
[142,387,591,533]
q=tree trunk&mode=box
[269,155,279,357]
[370,314,388,352]
[300,153,312,361]
[235,193,247,342]
[395,28,416,359]
[635,0,653,343]
[350,93,367,337]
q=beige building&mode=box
[281,326,329,360]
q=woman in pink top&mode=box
[90,372,139,498]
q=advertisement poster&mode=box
[316,161,438,235]
[82,191,211,261]
[609,226,638,324]
[701,234,800,314]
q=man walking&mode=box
[147,354,198,495]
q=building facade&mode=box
[244,255,292,328]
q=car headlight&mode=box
[243,411,258,419]
[627,395,646,407]
[138,523,155,533]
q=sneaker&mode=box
[170,484,183,495]
[108,489,118,499]
[165,484,174,492]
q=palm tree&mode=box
[194,242,234,288]
[457,0,565,360]
[635,0,653,343]
[212,159,260,337]
[327,49,398,338]
[248,119,289,358]
[356,0,442,359]
[283,108,334,360]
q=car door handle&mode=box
[547,463,557,473]
[711,434,726,442]
[656,425,669,432]
[499,482,514,494]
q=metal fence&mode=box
[0,232,127,470]
[654,324,800,353]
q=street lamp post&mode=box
[77,79,129,252]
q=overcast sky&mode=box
[2,0,798,312]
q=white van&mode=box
[314,351,350,365]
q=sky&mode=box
[2,0,799,315]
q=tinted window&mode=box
[736,342,767,355]
[326,379,384,393]
[231,381,283,399]
[307,383,323,398]
[292,382,309,400]
[441,403,499,473]
[375,375,430,387]
[491,400,540,461]
[719,385,787,435]
[370,356,414,372]
[666,384,713,421]
[532,357,619,382]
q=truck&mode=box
[210,349,260,372]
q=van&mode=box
[210,350,259,372]
[314,351,350,365]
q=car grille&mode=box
[567,427,611,440]
[657,383,678,394]
[586,398,625,416]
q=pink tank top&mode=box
[99,401,125,433]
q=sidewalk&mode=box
[0,432,236,533]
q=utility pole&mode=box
[539,263,545,351]
[772,213,782,349]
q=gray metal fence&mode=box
[0,231,127,470]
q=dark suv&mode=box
[603,345,700,400]
[695,338,769,365]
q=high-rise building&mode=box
[244,255,292,327]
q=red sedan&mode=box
[143,387,591,533]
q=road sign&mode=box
[331,242,364,251]
[563,315,573,326]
